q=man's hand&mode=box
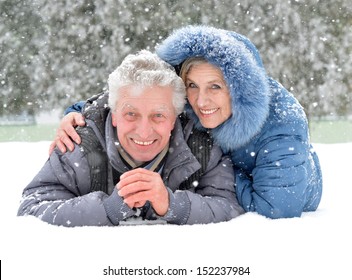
[49,112,86,155]
[117,168,169,216]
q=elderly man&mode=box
[17,50,243,227]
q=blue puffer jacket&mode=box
[156,25,323,218]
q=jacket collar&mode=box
[162,118,202,190]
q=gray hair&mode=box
[108,50,186,115]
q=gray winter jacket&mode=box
[17,112,243,226]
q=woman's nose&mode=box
[196,89,209,107]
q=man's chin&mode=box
[133,154,158,163]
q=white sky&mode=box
[0,141,351,280]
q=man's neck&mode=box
[116,141,169,172]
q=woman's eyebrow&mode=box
[186,77,225,84]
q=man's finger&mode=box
[118,181,150,197]
[119,168,152,180]
[123,191,151,206]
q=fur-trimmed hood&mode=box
[156,25,271,151]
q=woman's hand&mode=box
[49,112,86,155]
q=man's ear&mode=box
[111,112,117,127]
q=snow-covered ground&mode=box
[1,141,351,280]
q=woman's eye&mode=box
[211,84,221,89]
[187,82,197,88]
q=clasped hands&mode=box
[117,168,169,216]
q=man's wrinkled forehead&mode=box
[118,102,172,114]
[116,85,174,114]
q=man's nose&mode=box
[135,118,153,138]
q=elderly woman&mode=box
[52,26,323,219]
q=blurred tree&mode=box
[0,0,351,120]
[0,0,43,116]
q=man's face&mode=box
[112,85,176,163]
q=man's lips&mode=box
[132,138,155,146]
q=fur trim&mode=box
[156,25,271,151]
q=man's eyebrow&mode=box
[119,103,172,113]
[153,104,173,113]
[119,103,136,111]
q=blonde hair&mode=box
[179,57,208,82]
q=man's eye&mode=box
[124,112,137,120]
[152,113,167,122]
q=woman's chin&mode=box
[199,118,221,129]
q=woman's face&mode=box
[185,62,232,129]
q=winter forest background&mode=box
[1,0,352,122]
[1,2,352,279]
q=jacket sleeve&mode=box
[161,148,244,225]
[63,92,108,115]
[17,147,137,227]
[63,101,85,115]
[234,132,315,219]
